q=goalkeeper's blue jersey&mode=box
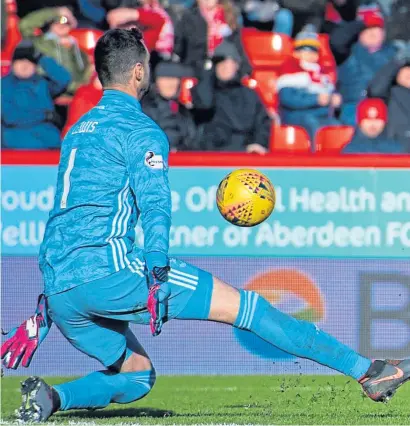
[40,90,171,296]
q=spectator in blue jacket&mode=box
[368,48,410,152]
[330,4,396,125]
[1,40,71,149]
[343,98,406,154]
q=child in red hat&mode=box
[343,98,406,153]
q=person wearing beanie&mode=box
[142,62,198,151]
[276,26,340,143]
[1,39,71,149]
[19,6,92,95]
[191,40,271,152]
[343,98,406,153]
[330,3,396,125]
[368,47,410,152]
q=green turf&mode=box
[1,375,410,425]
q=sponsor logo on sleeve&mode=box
[144,151,164,169]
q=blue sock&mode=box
[235,290,371,379]
[54,369,156,410]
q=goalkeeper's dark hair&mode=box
[95,27,147,87]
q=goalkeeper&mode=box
[2,27,410,423]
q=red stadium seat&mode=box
[315,125,355,153]
[251,70,279,111]
[270,125,311,153]
[242,72,278,117]
[241,28,293,69]
[70,29,104,60]
[179,77,198,108]
[318,34,337,83]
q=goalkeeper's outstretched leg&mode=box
[183,276,410,403]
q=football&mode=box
[216,169,276,227]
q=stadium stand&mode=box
[1,0,409,155]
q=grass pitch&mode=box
[1,375,410,425]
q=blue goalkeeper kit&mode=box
[43,89,213,369]
[40,89,172,297]
[40,89,370,414]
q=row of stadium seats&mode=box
[241,28,336,71]
[270,125,354,153]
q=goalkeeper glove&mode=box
[146,265,171,337]
[1,294,52,369]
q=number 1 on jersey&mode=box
[60,148,78,209]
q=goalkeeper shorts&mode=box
[47,257,213,368]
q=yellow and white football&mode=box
[216,169,276,227]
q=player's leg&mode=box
[176,274,370,378]
[18,329,155,422]
[52,328,156,411]
[17,270,156,421]
[205,277,371,378]
[167,258,369,378]
[172,266,410,401]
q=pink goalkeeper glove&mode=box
[1,294,52,369]
[146,266,171,337]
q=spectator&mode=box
[330,4,396,125]
[106,1,173,58]
[173,0,236,75]
[323,0,361,34]
[142,62,197,151]
[384,0,410,44]
[62,74,103,137]
[16,0,78,19]
[343,98,406,153]
[16,0,106,28]
[1,40,71,149]
[19,7,92,95]
[276,0,359,36]
[277,27,340,141]
[191,40,270,152]
[223,0,252,77]
[368,48,410,152]
[242,1,294,36]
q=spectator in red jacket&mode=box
[106,6,166,52]
[139,0,174,59]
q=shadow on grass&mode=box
[57,407,174,419]
[58,408,242,420]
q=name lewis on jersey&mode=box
[72,121,99,135]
